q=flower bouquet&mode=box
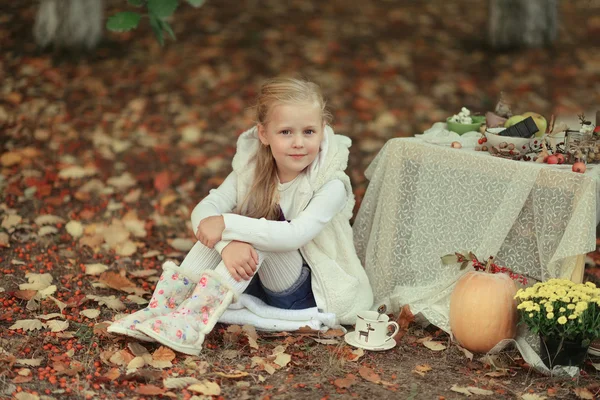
[514,279,600,368]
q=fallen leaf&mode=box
[348,348,364,361]
[126,356,145,373]
[13,375,33,384]
[46,320,69,332]
[214,371,249,379]
[359,366,381,384]
[467,387,494,396]
[318,328,344,338]
[456,344,474,360]
[109,350,135,366]
[38,226,58,236]
[86,295,126,310]
[13,290,37,300]
[169,238,195,251]
[58,166,97,179]
[16,359,43,367]
[115,240,137,256]
[99,271,137,292]
[573,388,595,399]
[80,309,101,319]
[9,319,45,331]
[107,172,137,191]
[36,313,63,321]
[1,151,22,166]
[126,295,148,305]
[273,352,291,368]
[242,324,259,349]
[135,384,165,395]
[129,269,159,277]
[422,340,447,351]
[412,364,432,376]
[65,220,84,238]
[0,232,9,247]
[154,171,171,192]
[19,273,53,291]
[2,214,22,230]
[313,338,339,345]
[14,393,40,400]
[149,359,173,369]
[104,368,121,381]
[37,285,57,299]
[188,381,221,396]
[393,304,414,342]
[451,384,473,396]
[484,370,509,377]
[164,377,201,389]
[521,394,548,400]
[35,215,65,226]
[153,346,176,362]
[334,373,357,388]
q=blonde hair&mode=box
[238,77,332,220]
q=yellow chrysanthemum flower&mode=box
[559,307,566,312]
[575,302,588,313]
[557,316,567,325]
[546,312,554,319]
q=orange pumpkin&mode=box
[450,271,518,353]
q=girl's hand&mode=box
[221,241,259,281]
[196,216,225,249]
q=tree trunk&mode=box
[34,0,104,49]
[488,0,558,49]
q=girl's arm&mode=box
[191,172,237,253]
[220,179,347,252]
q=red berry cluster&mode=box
[471,256,528,285]
[477,136,488,145]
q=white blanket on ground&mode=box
[219,294,342,332]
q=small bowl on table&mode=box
[446,115,485,135]
[485,127,532,156]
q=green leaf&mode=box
[440,254,458,265]
[159,19,176,40]
[106,12,141,32]
[127,0,144,6]
[148,0,178,18]
[149,14,164,46]
[187,0,206,7]
[460,261,469,270]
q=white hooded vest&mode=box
[230,126,374,324]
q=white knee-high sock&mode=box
[178,241,222,282]
[258,250,304,292]
[213,249,304,294]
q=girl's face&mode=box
[258,102,325,183]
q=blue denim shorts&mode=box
[243,265,317,310]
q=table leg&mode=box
[570,254,586,283]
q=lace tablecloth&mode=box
[353,137,599,333]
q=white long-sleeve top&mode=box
[190,171,346,253]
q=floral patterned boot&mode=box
[107,261,195,341]
[136,271,237,355]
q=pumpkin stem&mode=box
[484,256,494,273]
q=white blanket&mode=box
[219,294,343,332]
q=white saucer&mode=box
[344,331,396,351]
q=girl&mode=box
[108,78,373,355]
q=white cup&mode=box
[354,310,400,347]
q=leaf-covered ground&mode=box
[2,0,600,399]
